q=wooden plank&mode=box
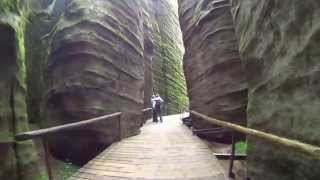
[71,114,227,179]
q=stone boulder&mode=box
[231,0,320,179]
[179,0,247,141]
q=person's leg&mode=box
[153,109,157,122]
[155,108,160,123]
[159,108,163,123]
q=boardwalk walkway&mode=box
[70,114,226,180]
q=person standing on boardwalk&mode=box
[151,95,157,122]
[154,94,164,123]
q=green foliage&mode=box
[36,171,48,180]
[235,141,247,154]
[56,161,80,180]
[0,132,14,142]
[36,160,79,180]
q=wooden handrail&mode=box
[14,108,152,180]
[189,110,320,160]
[142,108,152,112]
[15,112,122,141]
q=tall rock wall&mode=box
[179,0,247,140]
[25,0,67,123]
[141,0,156,113]
[45,0,154,165]
[152,0,188,115]
[0,1,40,179]
[231,0,320,179]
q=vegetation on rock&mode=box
[0,0,41,179]
[151,0,189,115]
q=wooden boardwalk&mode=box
[70,114,226,180]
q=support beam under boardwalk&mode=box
[70,114,227,180]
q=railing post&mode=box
[142,110,145,126]
[228,131,236,179]
[118,114,121,141]
[42,136,54,180]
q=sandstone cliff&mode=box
[179,0,247,141]
[152,0,188,115]
[45,0,188,164]
[25,0,67,123]
[231,0,320,179]
[46,0,151,165]
[0,1,41,179]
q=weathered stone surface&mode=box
[0,1,40,179]
[231,0,320,179]
[45,0,153,165]
[151,0,188,115]
[179,0,247,141]
[25,0,67,123]
[141,0,155,112]
[45,0,188,164]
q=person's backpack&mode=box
[155,100,161,109]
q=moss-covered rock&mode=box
[231,0,320,179]
[151,0,188,115]
[0,1,40,179]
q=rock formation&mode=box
[45,0,153,165]
[151,0,188,115]
[178,0,247,141]
[231,0,320,179]
[25,0,67,123]
[45,0,188,164]
[0,1,40,179]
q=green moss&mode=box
[56,160,80,180]
[1,1,41,179]
[235,141,247,154]
[0,132,14,143]
[152,15,189,114]
[36,160,79,180]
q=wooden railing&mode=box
[15,108,152,180]
[188,110,320,179]
[189,110,320,159]
[15,112,122,141]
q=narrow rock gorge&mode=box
[46,0,187,164]
[178,0,247,141]
[231,0,320,179]
[151,0,188,115]
[1,0,319,179]
[45,0,188,165]
[0,0,188,176]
